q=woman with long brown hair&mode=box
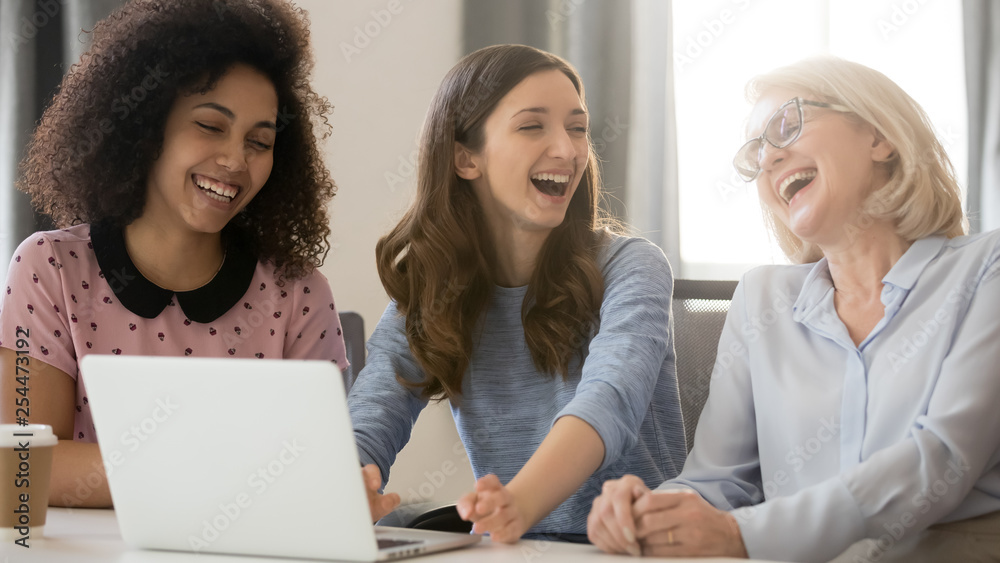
[348,44,685,545]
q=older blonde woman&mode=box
[587,57,1000,562]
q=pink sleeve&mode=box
[282,270,349,370]
[0,234,78,378]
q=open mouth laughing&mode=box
[779,169,817,203]
[193,173,241,204]
[530,172,571,197]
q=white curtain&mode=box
[964,0,1000,233]
[626,0,679,271]
[0,0,39,277]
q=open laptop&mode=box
[80,355,480,561]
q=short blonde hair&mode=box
[746,57,966,263]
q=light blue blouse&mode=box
[661,230,1000,562]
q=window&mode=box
[673,0,967,278]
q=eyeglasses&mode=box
[733,97,852,182]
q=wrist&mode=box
[726,512,749,558]
[505,482,540,531]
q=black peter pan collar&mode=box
[90,221,257,323]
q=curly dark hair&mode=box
[18,0,335,280]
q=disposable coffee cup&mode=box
[0,424,57,544]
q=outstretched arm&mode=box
[458,239,680,542]
[347,301,428,517]
[456,415,604,542]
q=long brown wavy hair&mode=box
[18,0,335,281]
[376,45,609,402]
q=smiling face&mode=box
[142,63,278,236]
[750,88,894,248]
[456,69,590,240]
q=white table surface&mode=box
[1,508,767,562]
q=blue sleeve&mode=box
[555,237,676,470]
[346,301,428,486]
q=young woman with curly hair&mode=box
[0,0,346,507]
[348,44,686,545]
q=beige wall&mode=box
[297,0,476,504]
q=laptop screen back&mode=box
[81,355,378,561]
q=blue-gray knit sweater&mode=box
[347,234,686,535]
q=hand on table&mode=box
[362,464,400,523]
[632,488,748,557]
[587,474,748,558]
[587,474,648,556]
[456,474,529,543]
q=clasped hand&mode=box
[587,474,749,558]
[456,474,530,543]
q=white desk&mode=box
[3,508,763,562]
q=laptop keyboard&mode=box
[377,538,424,549]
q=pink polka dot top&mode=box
[0,223,348,443]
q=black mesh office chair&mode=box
[672,279,738,452]
[338,311,365,391]
[391,279,739,532]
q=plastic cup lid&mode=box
[0,424,58,447]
